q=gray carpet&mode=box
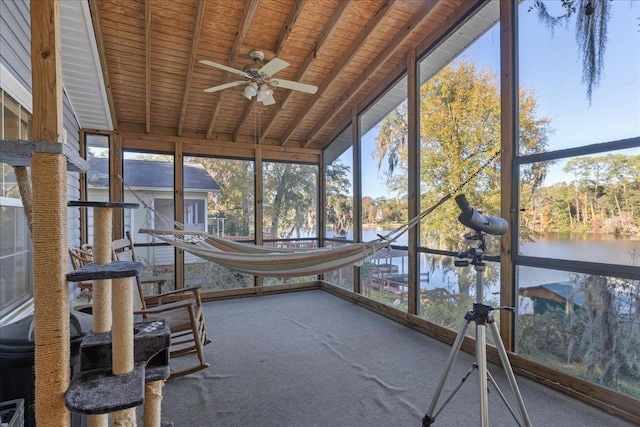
[160,290,630,426]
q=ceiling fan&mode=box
[199,50,318,105]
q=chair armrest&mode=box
[143,286,202,306]
[140,275,166,283]
[148,286,201,298]
[139,275,167,295]
[135,299,193,316]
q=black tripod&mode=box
[422,231,531,427]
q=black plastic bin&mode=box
[0,311,92,427]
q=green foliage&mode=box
[263,162,318,239]
[376,60,550,249]
[323,267,354,290]
[325,160,353,234]
[523,154,640,234]
[420,293,475,330]
[188,157,255,237]
[519,273,640,397]
[358,195,407,227]
[375,60,550,294]
[519,307,583,363]
[185,261,251,291]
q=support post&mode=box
[29,1,69,425]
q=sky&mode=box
[354,0,640,200]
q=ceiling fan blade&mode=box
[199,59,251,78]
[261,94,276,105]
[203,80,248,93]
[259,58,289,77]
[270,78,318,94]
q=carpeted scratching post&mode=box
[111,275,136,426]
[144,381,165,427]
[32,153,70,427]
[92,207,113,332]
[64,201,171,427]
[88,206,112,427]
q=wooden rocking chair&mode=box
[112,231,212,379]
[68,247,95,294]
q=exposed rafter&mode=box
[206,0,259,140]
[259,0,350,144]
[233,98,257,142]
[234,0,306,142]
[145,0,151,134]
[92,1,493,151]
[177,0,206,137]
[322,0,481,147]
[303,0,439,147]
[279,0,398,146]
[276,0,307,57]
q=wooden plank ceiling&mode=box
[93,0,464,150]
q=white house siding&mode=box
[1,0,83,306]
[65,91,82,257]
[87,187,210,268]
[0,0,31,91]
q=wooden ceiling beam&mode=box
[302,0,439,147]
[206,0,259,140]
[118,130,321,163]
[177,0,206,137]
[275,0,306,57]
[145,0,151,134]
[233,98,257,142]
[280,0,398,146]
[239,45,275,61]
[259,0,350,144]
[234,0,307,141]
[322,0,480,147]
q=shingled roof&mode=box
[88,157,220,192]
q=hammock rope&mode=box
[138,231,388,277]
[375,148,501,243]
[117,149,499,277]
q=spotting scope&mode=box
[455,194,508,236]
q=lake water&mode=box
[338,228,640,291]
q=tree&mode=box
[325,160,352,235]
[361,196,378,225]
[191,158,255,237]
[262,162,317,239]
[375,60,551,295]
[556,154,640,234]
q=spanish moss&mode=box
[531,0,610,104]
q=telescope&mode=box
[423,195,529,427]
[455,194,508,236]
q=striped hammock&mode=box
[123,172,477,277]
[139,228,390,277]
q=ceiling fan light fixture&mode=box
[201,52,317,101]
[243,82,258,99]
[257,84,273,102]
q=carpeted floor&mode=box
[159,290,631,426]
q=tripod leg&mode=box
[423,318,470,426]
[486,370,525,426]
[488,321,531,427]
[476,323,489,427]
